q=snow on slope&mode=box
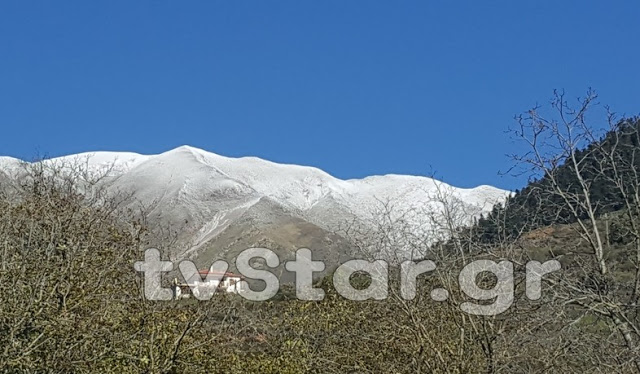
[0,146,511,255]
[47,151,152,175]
[0,156,23,174]
[149,146,508,215]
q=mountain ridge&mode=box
[0,146,510,267]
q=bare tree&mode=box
[510,90,640,372]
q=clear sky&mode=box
[1,1,638,190]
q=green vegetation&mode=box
[475,115,640,243]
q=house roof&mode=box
[197,270,245,279]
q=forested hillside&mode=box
[474,110,640,242]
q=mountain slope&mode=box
[0,146,510,266]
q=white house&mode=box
[172,270,245,299]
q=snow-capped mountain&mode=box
[0,146,509,275]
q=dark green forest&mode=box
[473,116,640,243]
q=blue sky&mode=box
[1,1,638,190]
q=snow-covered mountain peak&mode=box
[0,146,510,260]
[43,150,152,175]
[5,146,511,213]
